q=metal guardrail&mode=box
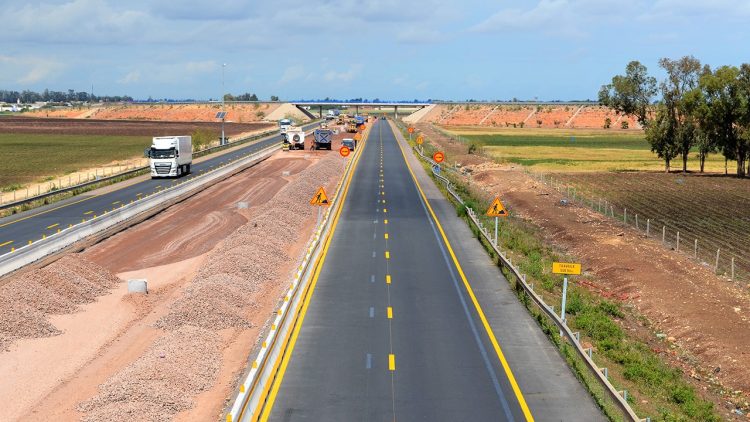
[410,144,647,422]
[0,126,288,211]
[226,125,368,422]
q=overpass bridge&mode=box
[290,101,431,118]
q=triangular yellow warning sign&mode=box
[310,187,330,206]
[486,197,508,217]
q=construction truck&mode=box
[346,119,358,133]
[278,118,293,135]
[313,129,333,150]
[285,127,305,150]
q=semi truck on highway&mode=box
[313,128,333,150]
[147,136,192,178]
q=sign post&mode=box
[416,134,424,155]
[551,262,581,336]
[486,197,509,245]
[310,186,330,226]
[408,126,415,142]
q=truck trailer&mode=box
[147,136,192,178]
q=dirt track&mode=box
[0,132,349,421]
[0,116,273,136]
[416,122,750,417]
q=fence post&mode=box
[694,239,698,258]
[676,232,680,252]
[635,214,639,230]
[731,257,735,281]
[662,226,666,244]
[646,219,650,236]
[624,208,627,224]
[715,249,720,274]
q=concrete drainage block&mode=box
[237,202,249,209]
[282,171,290,177]
[128,279,148,294]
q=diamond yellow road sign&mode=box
[416,134,424,145]
[486,197,508,217]
[309,186,330,206]
[552,262,581,275]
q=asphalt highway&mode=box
[0,122,319,255]
[260,119,603,421]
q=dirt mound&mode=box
[25,103,283,123]
[77,325,221,422]
[0,256,121,351]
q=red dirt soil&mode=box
[0,116,273,136]
[415,122,750,417]
[0,148,347,421]
[420,104,642,130]
[24,103,282,123]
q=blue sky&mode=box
[1,0,748,101]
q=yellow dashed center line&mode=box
[384,233,389,240]
[386,274,392,284]
[0,240,13,247]
[46,223,59,229]
[385,251,390,259]
[388,354,396,371]
[387,307,393,319]
[111,200,121,205]
[384,219,388,224]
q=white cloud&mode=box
[323,64,363,84]
[118,70,141,84]
[185,61,218,74]
[0,55,64,85]
[397,28,444,44]
[279,65,306,85]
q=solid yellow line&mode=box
[46,223,59,229]
[394,126,535,421]
[387,307,393,319]
[257,123,368,421]
[0,240,13,247]
[388,354,396,371]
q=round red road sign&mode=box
[433,151,445,163]
[339,146,351,157]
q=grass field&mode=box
[444,126,731,173]
[0,133,149,189]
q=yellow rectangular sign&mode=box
[552,262,581,275]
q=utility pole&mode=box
[221,63,227,145]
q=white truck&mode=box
[147,136,192,178]
[284,127,306,150]
[278,118,293,135]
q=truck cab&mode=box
[148,136,192,178]
[278,118,293,135]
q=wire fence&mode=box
[525,170,749,285]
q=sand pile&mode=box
[80,152,347,419]
[0,256,121,351]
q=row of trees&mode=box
[599,57,750,177]
[222,93,280,102]
[0,89,133,104]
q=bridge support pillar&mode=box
[319,105,323,118]
[394,105,398,119]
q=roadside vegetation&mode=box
[398,122,722,422]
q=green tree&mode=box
[270,95,279,101]
[659,56,702,173]
[599,61,658,127]
[223,93,235,101]
[699,65,749,177]
[646,104,680,172]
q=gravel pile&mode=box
[0,256,121,351]
[79,152,346,419]
[77,326,221,422]
[156,153,346,332]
